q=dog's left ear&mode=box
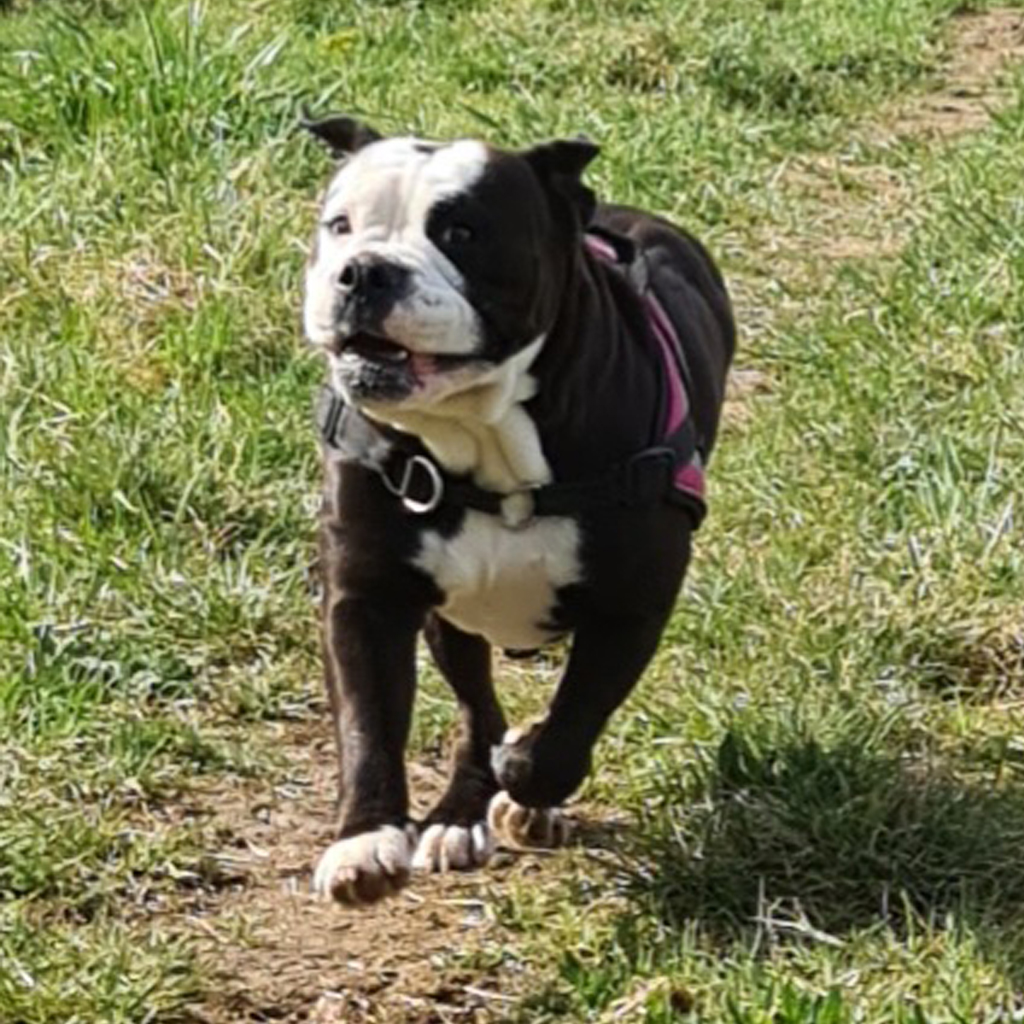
[523,138,600,227]
[301,112,383,158]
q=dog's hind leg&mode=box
[413,613,507,872]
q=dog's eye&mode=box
[326,214,351,236]
[442,223,474,246]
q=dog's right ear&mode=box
[300,111,382,158]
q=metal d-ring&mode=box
[381,454,444,515]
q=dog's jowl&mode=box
[302,115,736,905]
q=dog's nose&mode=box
[338,257,407,297]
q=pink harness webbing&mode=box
[584,233,706,508]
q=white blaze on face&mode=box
[303,138,489,357]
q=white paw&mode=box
[411,822,493,873]
[313,824,417,905]
[487,790,570,849]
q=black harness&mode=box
[316,233,706,529]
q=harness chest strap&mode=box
[316,387,702,526]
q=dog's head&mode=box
[302,116,599,412]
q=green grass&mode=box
[2,0,1023,1021]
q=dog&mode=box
[301,116,735,905]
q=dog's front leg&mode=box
[314,593,423,906]
[489,610,671,846]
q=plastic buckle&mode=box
[499,489,536,529]
[315,387,345,448]
[381,454,445,514]
[626,448,674,505]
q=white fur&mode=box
[488,790,570,848]
[366,336,547,492]
[381,332,580,651]
[313,825,416,904]
[412,822,493,872]
[304,138,488,357]
[414,511,581,651]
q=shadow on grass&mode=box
[606,721,1024,979]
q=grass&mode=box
[1,0,1023,1021]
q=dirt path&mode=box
[179,722,542,1023]
[761,8,1024,265]
[177,11,1024,1022]
[724,7,1024,423]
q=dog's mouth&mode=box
[338,331,412,365]
[334,330,481,376]
[326,328,488,404]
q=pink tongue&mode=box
[411,353,438,378]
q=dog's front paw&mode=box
[490,722,590,808]
[412,822,493,872]
[488,790,570,849]
[313,824,417,905]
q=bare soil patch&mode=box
[891,7,1024,139]
[775,8,1024,265]
[722,365,773,430]
[725,8,1024,421]
[174,721,569,1024]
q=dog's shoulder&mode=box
[591,203,736,456]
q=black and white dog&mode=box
[301,116,735,905]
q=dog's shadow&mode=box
[575,722,1024,985]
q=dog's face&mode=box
[303,117,598,411]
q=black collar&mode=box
[315,385,703,528]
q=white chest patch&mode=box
[369,337,549,493]
[414,512,582,650]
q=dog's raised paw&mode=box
[313,824,417,905]
[487,790,570,849]
[412,822,493,872]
